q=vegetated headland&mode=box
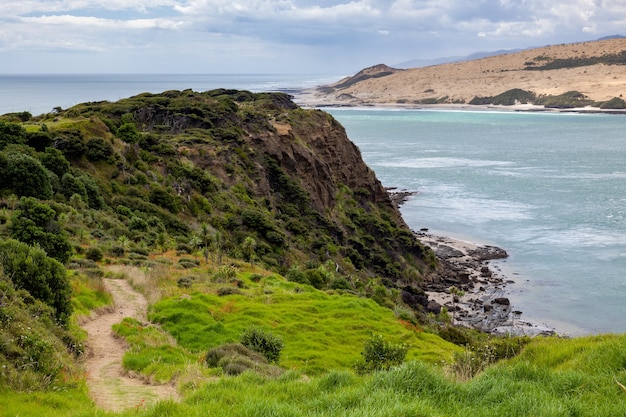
[298,37,626,112]
[0,88,624,416]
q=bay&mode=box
[326,108,626,335]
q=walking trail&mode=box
[81,272,179,412]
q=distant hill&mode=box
[308,37,626,108]
[396,49,523,69]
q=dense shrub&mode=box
[9,197,73,264]
[85,137,113,161]
[2,151,53,199]
[240,326,284,363]
[53,130,86,158]
[40,147,70,178]
[0,239,72,325]
[599,97,626,109]
[60,173,87,200]
[356,334,408,373]
[117,123,140,143]
[0,121,26,150]
[85,247,104,262]
[149,187,180,213]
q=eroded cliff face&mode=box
[251,110,392,214]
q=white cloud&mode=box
[2,0,626,73]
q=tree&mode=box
[2,151,53,199]
[241,236,257,269]
[200,222,213,265]
[40,147,70,178]
[0,121,26,150]
[9,197,73,264]
[0,239,72,325]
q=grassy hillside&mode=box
[0,91,625,416]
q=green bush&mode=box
[9,197,73,264]
[39,147,70,178]
[1,151,53,199]
[0,121,26,150]
[240,326,284,364]
[85,137,113,161]
[85,247,104,262]
[0,239,72,326]
[356,334,408,373]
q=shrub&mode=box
[40,147,70,178]
[2,151,53,199]
[240,326,284,364]
[9,197,73,264]
[213,265,238,282]
[0,239,72,326]
[356,334,408,373]
[85,247,104,262]
[216,287,242,296]
[177,275,196,288]
[0,121,26,150]
[85,137,113,161]
[108,245,126,257]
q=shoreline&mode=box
[387,189,558,337]
[292,88,626,115]
[417,231,558,337]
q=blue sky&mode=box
[1,1,624,75]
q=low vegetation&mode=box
[524,49,626,70]
[470,88,626,109]
[0,91,624,416]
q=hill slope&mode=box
[308,38,626,107]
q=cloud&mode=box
[1,0,626,73]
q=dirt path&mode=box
[82,277,179,413]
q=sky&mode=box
[1,0,625,75]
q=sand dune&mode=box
[306,38,626,107]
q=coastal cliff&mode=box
[0,90,439,312]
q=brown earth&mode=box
[303,38,626,106]
[81,269,179,413]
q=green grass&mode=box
[105,336,626,416]
[0,387,101,417]
[70,271,113,315]
[149,276,458,375]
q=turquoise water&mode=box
[327,108,626,335]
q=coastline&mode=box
[292,88,626,115]
[387,189,558,337]
[417,231,557,337]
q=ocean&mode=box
[2,74,625,335]
[0,73,339,116]
[326,108,626,335]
